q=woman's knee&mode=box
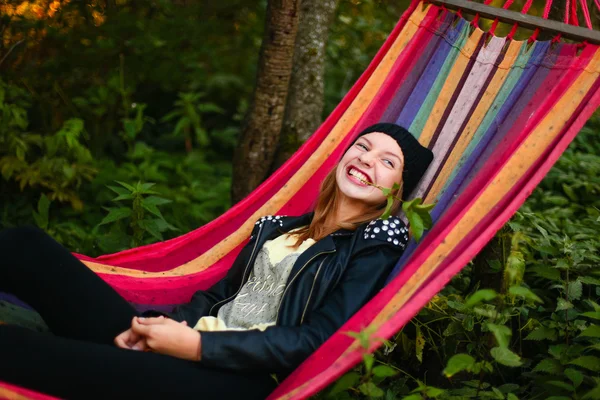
[0,226,54,250]
[0,226,60,275]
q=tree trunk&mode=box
[272,0,339,171]
[231,0,301,204]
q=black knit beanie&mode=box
[354,123,434,199]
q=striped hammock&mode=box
[2,0,600,398]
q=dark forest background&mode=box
[1,1,599,398]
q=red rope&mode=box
[472,0,495,28]
[580,0,593,29]
[565,0,571,23]
[528,0,554,41]
[570,0,579,26]
[507,0,536,40]
[595,0,600,15]
[490,0,515,35]
[542,0,554,18]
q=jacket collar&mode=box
[257,212,338,282]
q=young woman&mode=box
[0,123,433,399]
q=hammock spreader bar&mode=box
[428,0,600,44]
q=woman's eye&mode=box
[356,143,368,150]
[383,159,394,167]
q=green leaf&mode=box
[582,387,600,400]
[562,183,578,201]
[462,315,475,331]
[545,397,571,400]
[358,382,385,398]
[532,358,562,374]
[579,325,600,338]
[329,372,360,396]
[465,289,497,308]
[424,387,445,398]
[98,207,132,226]
[556,298,574,311]
[548,344,568,359]
[414,201,435,211]
[372,365,398,378]
[487,323,512,348]
[581,312,600,320]
[509,286,542,303]
[363,353,375,373]
[490,347,522,367]
[401,198,419,212]
[447,300,466,311]
[497,383,520,394]
[588,343,600,352]
[569,356,600,372]
[345,329,372,349]
[137,219,163,241]
[416,326,425,363]
[443,321,463,337]
[568,280,583,301]
[443,354,476,377]
[580,276,600,286]
[525,326,557,341]
[547,381,575,392]
[564,368,584,388]
[115,181,135,191]
[401,395,423,400]
[506,394,519,400]
[33,194,50,230]
[143,196,172,206]
[108,185,132,197]
[530,266,561,281]
[112,193,135,201]
[491,387,504,399]
[141,199,165,219]
[381,195,394,220]
[406,209,425,242]
[418,210,433,229]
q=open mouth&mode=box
[346,166,372,185]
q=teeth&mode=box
[349,168,369,184]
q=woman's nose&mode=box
[358,152,374,166]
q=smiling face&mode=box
[335,132,404,210]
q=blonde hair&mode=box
[293,163,403,245]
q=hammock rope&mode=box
[2,0,600,398]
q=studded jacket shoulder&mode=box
[172,212,409,375]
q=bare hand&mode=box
[131,316,201,361]
[114,319,148,351]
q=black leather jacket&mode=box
[172,213,408,375]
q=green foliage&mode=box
[376,181,434,241]
[97,180,176,248]
[0,79,97,210]
[161,92,224,151]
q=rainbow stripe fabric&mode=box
[2,1,600,398]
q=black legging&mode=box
[0,226,276,400]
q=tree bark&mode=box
[231,0,301,204]
[272,0,339,171]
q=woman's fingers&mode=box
[131,318,152,336]
[114,333,128,349]
[114,329,136,349]
[132,338,148,351]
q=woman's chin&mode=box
[339,186,377,204]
